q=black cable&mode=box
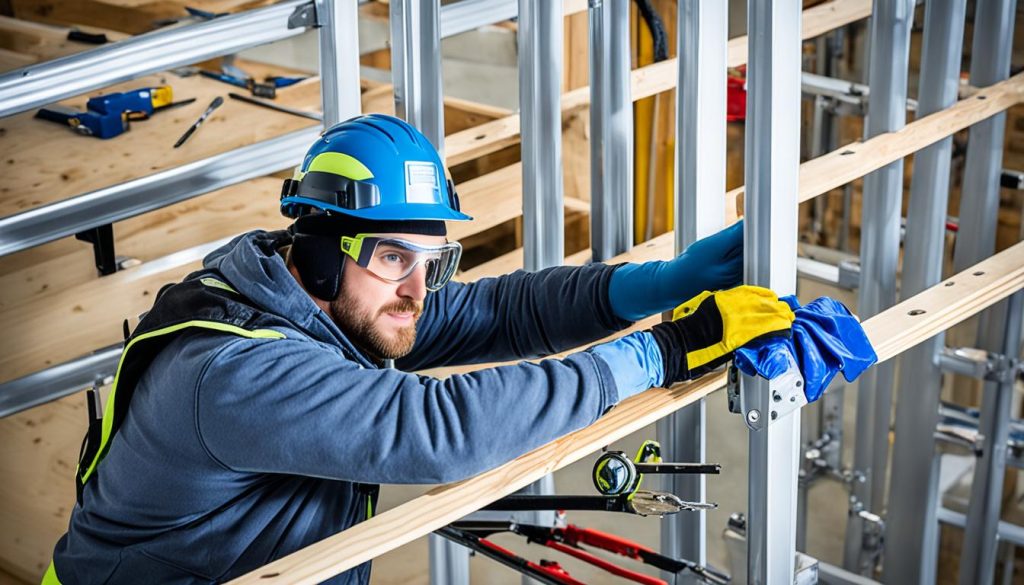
[633,0,669,63]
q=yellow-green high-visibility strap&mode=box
[78,320,285,485]
[41,561,61,585]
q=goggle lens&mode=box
[346,236,462,291]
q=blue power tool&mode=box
[35,86,191,139]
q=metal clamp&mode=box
[727,362,808,431]
[288,2,318,29]
[938,346,1020,383]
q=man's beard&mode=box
[330,293,422,360]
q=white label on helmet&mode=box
[405,161,439,204]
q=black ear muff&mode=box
[292,232,344,301]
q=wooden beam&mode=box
[462,72,1024,279]
[0,163,585,383]
[229,240,1024,584]
[444,0,872,167]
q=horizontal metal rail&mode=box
[0,127,320,257]
[0,346,121,418]
[0,0,314,118]
[0,236,234,417]
[440,0,518,38]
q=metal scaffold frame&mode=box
[659,1,727,583]
[9,1,1024,582]
[216,1,1024,582]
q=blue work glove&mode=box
[588,331,665,402]
[608,221,744,321]
[734,296,877,403]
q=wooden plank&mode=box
[230,241,1024,584]
[0,164,587,384]
[460,72,1024,280]
[444,0,873,167]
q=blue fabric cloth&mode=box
[588,331,665,400]
[608,221,744,321]
[51,230,632,585]
[734,295,876,403]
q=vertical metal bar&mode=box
[743,1,801,583]
[882,2,967,583]
[391,0,445,151]
[588,0,633,262]
[658,1,726,583]
[960,294,1024,585]
[843,0,915,573]
[317,0,362,127]
[518,4,562,582]
[519,0,564,272]
[389,2,458,582]
[952,0,1018,276]
[957,3,1019,581]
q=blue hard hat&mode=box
[280,114,472,222]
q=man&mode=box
[47,114,794,584]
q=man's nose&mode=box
[396,263,428,300]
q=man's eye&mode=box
[383,253,403,264]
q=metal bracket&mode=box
[1000,169,1024,190]
[75,223,118,275]
[938,346,1020,384]
[727,362,808,431]
[288,2,318,29]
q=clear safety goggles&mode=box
[340,233,462,292]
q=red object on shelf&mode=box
[727,66,747,122]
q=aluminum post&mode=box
[883,2,967,583]
[517,4,563,582]
[317,0,361,127]
[588,0,633,262]
[657,1,726,582]
[952,0,1018,277]
[843,0,915,574]
[956,2,1019,582]
[743,1,802,583]
[960,294,1024,585]
[389,3,460,581]
[391,0,445,151]
[519,0,564,271]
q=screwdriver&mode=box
[173,96,224,148]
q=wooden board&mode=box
[10,0,278,34]
[0,163,586,384]
[444,0,873,168]
[228,240,1024,584]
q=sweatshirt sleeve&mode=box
[195,336,620,485]
[396,263,633,371]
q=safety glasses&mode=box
[340,233,462,291]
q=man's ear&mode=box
[292,232,345,301]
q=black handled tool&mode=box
[482,490,715,517]
[173,96,224,148]
[227,92,322,121]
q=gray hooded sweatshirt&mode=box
[51,229,631,584]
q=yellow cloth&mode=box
[671,285,795,369]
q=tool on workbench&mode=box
[199,66,306,99]
[593,439,720,497]
[450,521,731,585]
[34,86,193,139]
[227,92,323,121]
[173,96,224,148]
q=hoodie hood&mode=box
[201,229,375,368]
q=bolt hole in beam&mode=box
[908,309,927,316]
[975,271,986,276]
[946,281,956,287]
[840,150,855,155]
[978,95,988,100]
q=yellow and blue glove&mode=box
[589,285,795,401]
[608,221,744,321]
[734,296,876,402]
